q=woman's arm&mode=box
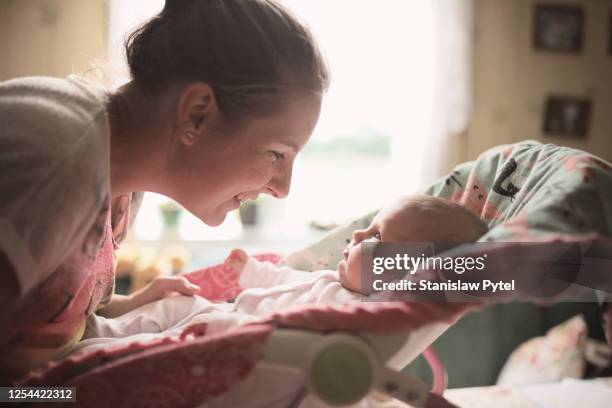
[98,276,200,318]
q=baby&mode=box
[227,195,489,295]
[79,195,488,347]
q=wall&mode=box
[463,0,612,163]
[0,0,107,81]
[0,3,7,80]
[426,0,611,386]
[1,1,608,162]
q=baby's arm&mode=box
[226,249,313,289]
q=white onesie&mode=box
[74,258,360,354]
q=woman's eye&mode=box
[374,232,382,241]
[271,151,284,162]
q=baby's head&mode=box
[338,195,489,292]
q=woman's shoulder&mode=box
[0,75,110,167]
[0,75,108,127]
[0,75,111,218]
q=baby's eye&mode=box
[271,151,284,162]
[361,233,381,245]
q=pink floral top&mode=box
[7,193,142,374]
[0,75,142,376]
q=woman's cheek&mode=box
[244,159,275,187]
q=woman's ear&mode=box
[175,82,219,146]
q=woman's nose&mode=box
[266,162,293,199]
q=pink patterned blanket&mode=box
[20,254,469,407]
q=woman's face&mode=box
[169,94,322,226]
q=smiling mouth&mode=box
[234,193,259,206]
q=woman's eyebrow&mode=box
[277,139,304,152]
[284,142,299,152]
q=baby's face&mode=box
[338,202,414,293]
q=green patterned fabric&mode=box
[282,141,612,387]
[284,140,612,271]
[424,140,612,241]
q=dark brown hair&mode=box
[125,0,330,119]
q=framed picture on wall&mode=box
[534,4,584,52]
[543,96,591,138]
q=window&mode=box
[279,0,436,235]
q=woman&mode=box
[0,0,328,382]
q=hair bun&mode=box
[162,0,197,16]
[126,0,329,118]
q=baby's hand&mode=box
[135,275,200,305]
[225,248,248,272]
[103,276,201,318]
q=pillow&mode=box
[496,315,587,385]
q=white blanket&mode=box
[72,258,359,355]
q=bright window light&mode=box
[109,0,436,242]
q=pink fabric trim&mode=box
[21,324,274,407]
[255,301,478,333]
[423,346,447,395]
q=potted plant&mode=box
[238,199,259,227]
[160,201,182,230]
